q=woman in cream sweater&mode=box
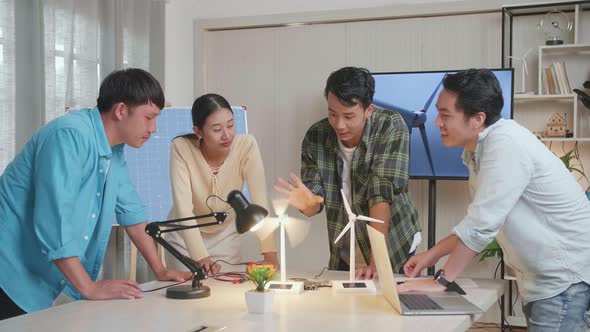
[165,93,277,274]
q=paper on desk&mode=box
[394,275,478,289]
[190,326,227,332]
[455,278,478,289]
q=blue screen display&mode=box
[372,69,513,179]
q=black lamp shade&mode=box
[227,190,268,234]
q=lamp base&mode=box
[332,279,376,293]
[166,284,211,299]
[545,39,564,46]
[265,281,304,294]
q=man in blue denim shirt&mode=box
[0,68,191,320]
[399,69,590,331]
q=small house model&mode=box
[546,113,566,138]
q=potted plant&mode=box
[573,80,590,109]
[244,263,276,314]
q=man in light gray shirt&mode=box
[398,69,590,331]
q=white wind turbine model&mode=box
[508,48,533,94]
[263,196,310,294]
[332,189,384,293]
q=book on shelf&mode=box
[558,62,571,94]
[539,68,550,95]
[544,67,556,94]
[547,62,571,95]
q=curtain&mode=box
[43,0,101,121]
[43,0,164,122]
[0,0,16,172]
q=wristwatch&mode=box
[433,269,467,295]
[434,269,452,289]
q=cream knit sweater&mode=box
[166,134,276,261]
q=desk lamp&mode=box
[145,190,268,299]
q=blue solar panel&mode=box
[123,106,248,222]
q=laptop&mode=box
[367,226,482,315]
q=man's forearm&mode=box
[429,234,460,261]
[367,202,391,267]
[54,256,94,298]
[301,203,321,217]
[125,222,165,274]
[442,237,477,281]
[369,202,390,235]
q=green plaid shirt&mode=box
[301,108,420,272]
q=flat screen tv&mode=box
[372,69,514,180]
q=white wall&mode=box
[167,0,463,105]
[167,0,440,105]
[164,0,578,106]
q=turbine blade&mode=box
[285,217,311,248]
[419,124,436,177]
[340,189,353,217]
[523,48,533,58]
[373,98,416,129]
[256,217,280,242]
[334,221,353,244]
[422,79,443,111]
[271,196,289,216]
[356,215,385,223]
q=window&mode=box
[44,2,101,121]
[0,0,15,172]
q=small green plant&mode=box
[245,263,276,292]
[560,149,586,178]
[573,80,590,109]
[477,239,503,262]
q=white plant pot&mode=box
[244,290,274,314]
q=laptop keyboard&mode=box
[399,294,443,311]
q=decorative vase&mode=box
[244,290,274,314]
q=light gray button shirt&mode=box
[453,118,590,305]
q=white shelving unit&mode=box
[508,5,590,142]
[513,93,578,141]
[502,2,590,328]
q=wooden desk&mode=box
[0,272,503,332]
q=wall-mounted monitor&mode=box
[372,69,514,180]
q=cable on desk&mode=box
[143,260,270,291]
[212,271,247,284]
[512,281,520,317]
[470,322,502,329]
[209,259,251,284]
[494,259,514,332]
[314,266,329,279]
[211,259,249,267]
[143,278,192,293]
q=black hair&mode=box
[191,93,233,129]
[96,68,165,113]
[324,67,375,109]
[442,69,504,127]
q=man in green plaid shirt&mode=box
[275,67,421,278]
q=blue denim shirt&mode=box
[454,119,590,304]
[0,107,147,312]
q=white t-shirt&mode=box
[338,139,366,268]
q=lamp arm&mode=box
[144,211,230,284]
[152,211,229,226]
